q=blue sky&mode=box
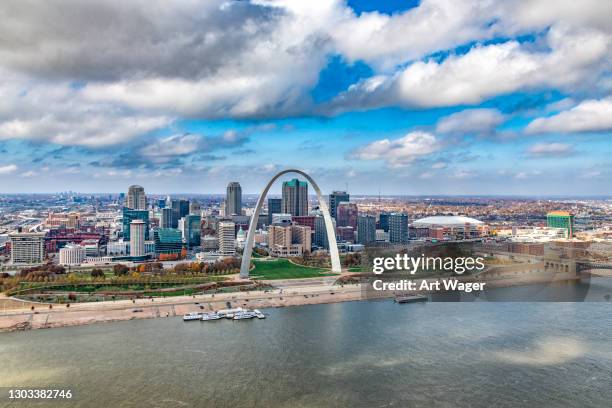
[0,0,610,195]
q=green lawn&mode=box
[250,259,333,280]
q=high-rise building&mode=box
[126,185,146,210]
[329,191,349,220]
[357,215,376,245]
[267,198,282,225]
[170,199,189,228]
[161,207,174,229]
[9,231,46,264]
[130,219,146,257]
[314,214,336,250]
[122,208,149,240]
[282,178,308,216]
[226,182,242,216]
[337,202,358,228]
[379,212,390,232]
[184,214,202,248]
[389,213,409,244]
[547,211,575,238]
[218,221,236,256]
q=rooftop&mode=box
[413,215,484,227]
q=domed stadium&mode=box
[413,215,484,227]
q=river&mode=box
[1,280,611,407]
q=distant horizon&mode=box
[1,191,611,200]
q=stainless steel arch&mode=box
[239,169,341,278]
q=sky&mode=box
[0,0,611,195]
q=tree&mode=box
[113,264,129,276]
[91,269,105,279]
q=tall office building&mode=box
[547,211,575,238]
[122,208,149,240]
[130,219,146,257]
[126,185,146,210]
[314,214,336,250]
[379,212,390,232]
[59,243,85,265]
[226,182,242,216]
[183,214,202,248]
[267,198,282,225]
[329,191,349,220]
[218,221,236,256]
[171,199,189,228]
[389,213,409,244]
[282,178,308,216]
[357,215,376,245]
[337,202,358,228]
[267,224,311,257]
[161,207,173,229]
[9,231,46,264]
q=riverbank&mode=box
[1,270,605,332]
[0,280,371,332]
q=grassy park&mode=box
[250,258,334,280]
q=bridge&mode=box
[576,261,612,274]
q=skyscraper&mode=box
[267,198,282,225]
[357,214,376,245]
[123,208,149,240]
[329,191,349,220]
[337,202,358,228]
[126,185,146,210]
[218,221,236,256]
[130,219,145,257]
[226,182,242,216]
[314,214,336,250]
[389,213,409,244]
[184,214,202,248]
[547,211,574,238]
[170,199,189,228]
[379,212,390,232]
[282,178,308,216]
[161,207,173,229]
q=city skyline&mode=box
[0,1,610,195]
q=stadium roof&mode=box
[413,216,484,227]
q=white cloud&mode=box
[351,131,439,167]
[526,143,574,157]
[141,134,201,158]
[331,25,610,110]
[436,108,506,134]
[526,98,612,134]
[0,164,18,174]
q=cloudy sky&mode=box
[0,0,610,195]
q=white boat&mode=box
[253,309,266,319]
[183,312,202,321]
[233,311,256,320]
[201,313,222,321]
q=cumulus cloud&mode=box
[0,77,171,147]
[526,143,574,157]
[331,25,610,111]
[436,108,506,135]
[351,131,439,167]
[0,164,18,174]
[526,98,612,134]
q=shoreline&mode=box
[0,272,605,333]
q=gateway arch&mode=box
[240,169,341,279]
